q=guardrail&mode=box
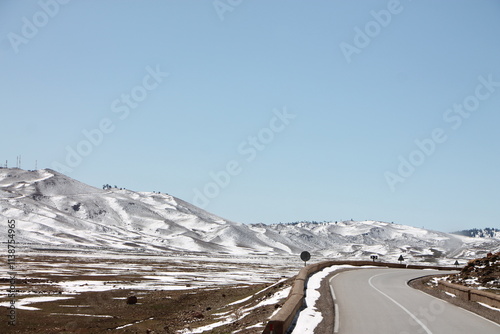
[438,280,500,309]
[262,260,459,334]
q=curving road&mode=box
[329,268,500,334]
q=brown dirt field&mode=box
[4,279,293,334]
[1,253,298,333]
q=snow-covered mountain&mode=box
[0,168,498,263]
[452,228,500,239]
[0,168,290,255]
[258,221,500,262]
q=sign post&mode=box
[300,251,311,267]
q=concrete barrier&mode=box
[264,294,303,334]
[262,261,457,334]
[438,281,500,309]
[471,290,500,309]
[289,279,305,296]
[439,280,471,300]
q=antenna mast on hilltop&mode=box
[35,160,37,170]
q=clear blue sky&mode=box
[2,0,500,232]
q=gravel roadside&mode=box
[409,275,500,325]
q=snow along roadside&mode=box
[291,265,375,334]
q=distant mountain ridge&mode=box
[452,228,500,239]
[0,168,499,264]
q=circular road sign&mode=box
[300,251,311,262]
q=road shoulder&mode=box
[313,268,360,334]
[409,275,500,325]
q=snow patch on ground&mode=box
[50,313,113,318]
[178,316,235,334]
[0,296,73,311]
[429,275,449,286]
[477,302,500,312]
[291,265,374,333]
[227,295,252,306]
[247,286,291,312]
[177,284,291,334]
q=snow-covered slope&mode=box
[0,168,498,262]
[0,168,290,255]
[261,221,500,262]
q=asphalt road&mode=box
[329,268,500,334]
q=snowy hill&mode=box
[0,168,297,255]
[0,168,498,263]
[259,221,500,262]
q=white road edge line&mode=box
[329,274,340,333]
[368,272,433,334]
